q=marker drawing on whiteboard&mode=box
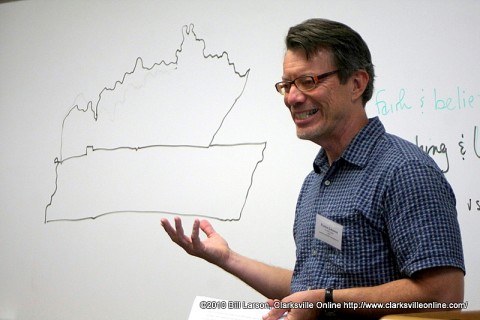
[45,24,266,223]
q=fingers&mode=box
[191,219,202,246]
[263,306,288,320]
[160,218,177,240]
[262,299,284,320]
[174,216,186,238]
[161,217,226,267]
[161,217,202,248]
[160,217,188,245]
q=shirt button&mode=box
[324,180,331,186]
[312,249,317,256]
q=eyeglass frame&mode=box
[274,70,340,95]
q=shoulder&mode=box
[365,130,455,206]
[373,131,442,175]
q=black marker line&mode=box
[45,24,264,223]
[45,142,267,223]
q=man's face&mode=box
[282,49,354,146]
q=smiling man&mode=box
[161,19,465,320]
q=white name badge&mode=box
[314,214,343,250]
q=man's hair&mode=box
[286,18,375,105]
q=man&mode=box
[161,19,465,319]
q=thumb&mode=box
[263,300,288,320]
[199,219,216,237]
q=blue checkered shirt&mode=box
[290,117,465,292]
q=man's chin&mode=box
[296,130,313,141]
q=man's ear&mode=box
[350,69,369,103]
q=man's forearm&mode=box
[332,267,464,318]
[219,250,293,299]
[263,267,464,320]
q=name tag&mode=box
[314,214,343,250]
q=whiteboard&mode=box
[0,1,479,319]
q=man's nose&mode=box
[284,84,306,106]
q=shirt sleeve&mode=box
[383,159,465,277]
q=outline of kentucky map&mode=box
[45,24,267,223]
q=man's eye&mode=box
[297,77,315,88]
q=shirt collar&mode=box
[313,117,385,173]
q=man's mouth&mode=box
[294,108,318,120]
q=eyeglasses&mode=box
[275,70,339,95]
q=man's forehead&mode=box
[282,48,335,75]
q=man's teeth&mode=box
[296,109,318,120]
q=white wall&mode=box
[1,1,479,319]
